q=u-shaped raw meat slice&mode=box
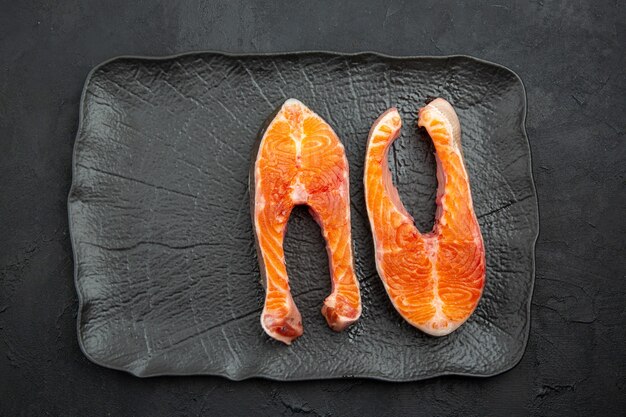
[364,98,486,336]
[251,99,362,344]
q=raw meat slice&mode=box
[364,98,486,336]
[251,98,362,344]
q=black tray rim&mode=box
[68,50,539,382]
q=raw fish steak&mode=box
[251,99,362,344]
[364,98,486,336]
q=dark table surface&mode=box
[1,1,624,416]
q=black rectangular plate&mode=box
[69,52,538,381]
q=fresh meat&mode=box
[251,99,362,344]
[364,98,486,336]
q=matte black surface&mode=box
[69,53,536,380]
[1,0,624,415]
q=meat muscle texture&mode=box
[364,98,486,336]
[251,99,362,344]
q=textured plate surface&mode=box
[69,52,538,380]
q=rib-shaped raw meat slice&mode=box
[251,99,362,344]
[364,98,485,336]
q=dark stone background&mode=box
[1,1,624,415]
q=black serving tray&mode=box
[69,52,538,380]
